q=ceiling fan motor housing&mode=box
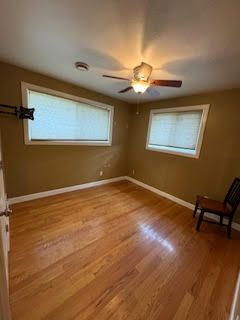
[133,62,153,81]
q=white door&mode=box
[0,137,9,281]
[230,272,240,320]
[0,134,11,319]
[0,229,11,320]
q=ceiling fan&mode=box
[103,62,182,96]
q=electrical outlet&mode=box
[99,170,103,176]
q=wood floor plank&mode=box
[9,181,240,319]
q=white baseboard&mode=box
[126,176,194,209]
[125,176,240,232]
[8,176,126,205]
[8,175,240,232]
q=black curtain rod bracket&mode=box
[0,104,35,120]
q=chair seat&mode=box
[196,195,231,215]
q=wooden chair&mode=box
[193,178,240,238]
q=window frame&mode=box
[146,104,210,159]
[21,82,114,146]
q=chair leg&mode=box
[196,209,204,231]
[220,215,223,225]
[193,201,199,217]
[227,218,232,239]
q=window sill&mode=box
[146,144,199,158]
[25,140,112,146]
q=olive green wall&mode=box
[1,61,240,223]
[128,90,240,221]
[0,62,130,197]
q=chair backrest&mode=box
[224,177,240,214]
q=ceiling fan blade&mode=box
[118,86,133,93]
[151,80,182,87]
[103,75,129,81]
[147,87,160,97]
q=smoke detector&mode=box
[75,62,89,71]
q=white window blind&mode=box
[149,110,202,150]
[146,105,209,158]
[27,90,113,144]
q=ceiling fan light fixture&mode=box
[131,80,149,93]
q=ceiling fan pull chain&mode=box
[136,96,140,115]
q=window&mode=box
[21,82,114,146]
[146,105,209,158]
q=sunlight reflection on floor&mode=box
[139,223,175,253]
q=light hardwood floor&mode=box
[9,181,240,320]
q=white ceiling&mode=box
[0,0,240,103]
